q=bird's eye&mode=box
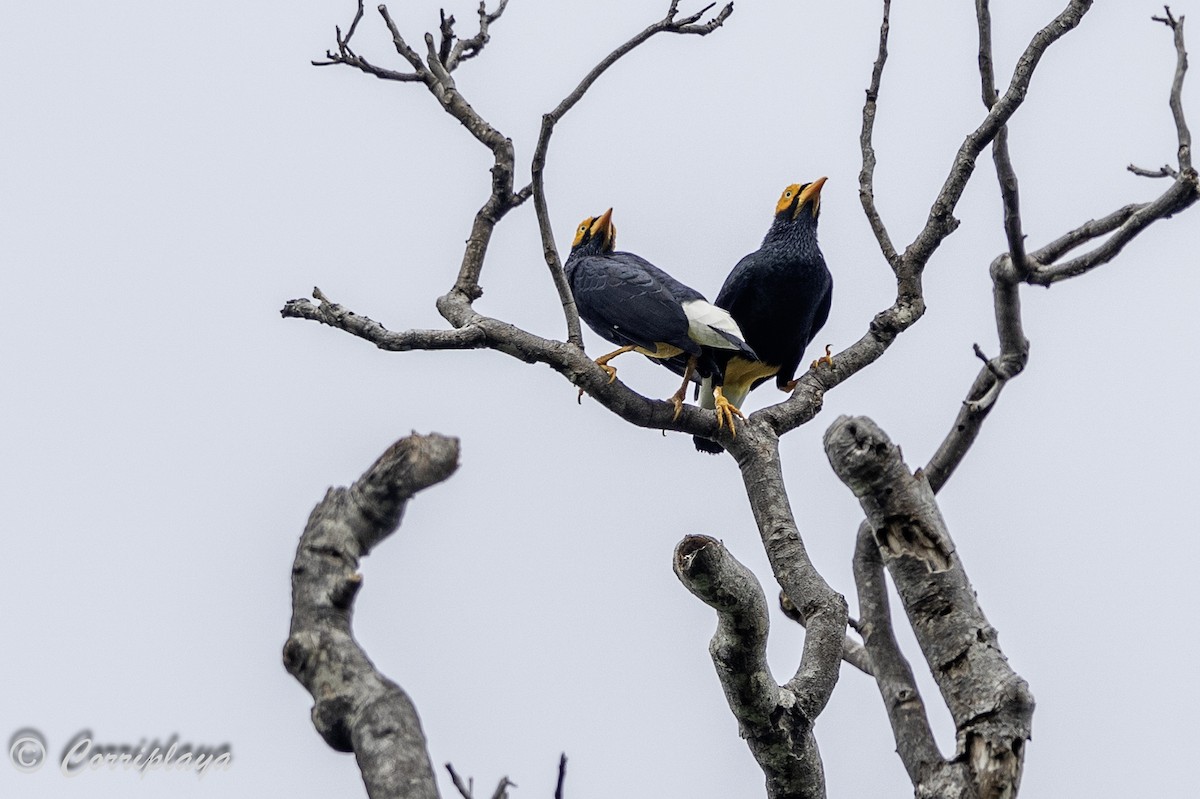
[785,191,793,198]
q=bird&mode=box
[564,207,756,425]
[693,178,833,454]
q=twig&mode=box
[447,1,511,71]
[1128,163,1179,178]
[447,763,474,798]
[858,0,900,270]
[554,754,567,799]
[1027,9,1197,285]
[1153,7,1193,172]
[489,776,515,799]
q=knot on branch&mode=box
[876,515,952,573]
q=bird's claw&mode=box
[600,363,618,384]
[810,344,834,370]
[714,393,745,437]
[665,386,689,422]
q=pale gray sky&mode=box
[3,2,1197,797]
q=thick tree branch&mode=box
[825,417,1034,799]
[283,286,757,450]
[283,433,461,799]
[851,522,973,796]
[526,1,734,346]
[724,430,848,746]
[778,592,871,676]
[674,535,826,799]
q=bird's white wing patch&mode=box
[681,300,746,349]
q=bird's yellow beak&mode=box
[594,207,616,250]
[795,177,827,219]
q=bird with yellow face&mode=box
[565,208,756,424]
[693,179,833,454]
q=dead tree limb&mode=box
[826,417,1034,799]
[675,535,827,799]
[283,433,460,799]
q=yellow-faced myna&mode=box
[565,208,756,424]
[693,179,833,454]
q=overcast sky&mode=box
[3,1,1198,797]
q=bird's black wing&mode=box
[807,280,832,344]
[568,253,699,355]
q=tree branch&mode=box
[527,1,734,346]
[1154,7,1193,173]
[446,0,511,72]
[674,535,826,799]
[778,592,872,676]
[825,417,1034,799]
[851,522,972,795]
[858,0,899,270]
[756,1,1093,446]
[1029,10,1196,285]
[283,433,461,799]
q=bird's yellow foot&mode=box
[592,345,636,386]
[713,386,745,437]
[667,387,687,421]
[810,344,834,370]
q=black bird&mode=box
[565,208,756,423]
[694,179,833,454]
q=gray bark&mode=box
[284,433,460,799]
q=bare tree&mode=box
[282,2,1197,797]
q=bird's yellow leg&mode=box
[811,344,834,370]
[594,345,637,384]
[579,345,638,402]
[666,356,697,421]
[712,386,746,437]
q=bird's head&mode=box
[774,177,828,222]
[570,208,617,254]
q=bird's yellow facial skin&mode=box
[774,177,828,220]
[572,217,595,249]
[571,208,617,251]
[775,184,804,217]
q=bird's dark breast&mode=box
[718,257,829,365]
